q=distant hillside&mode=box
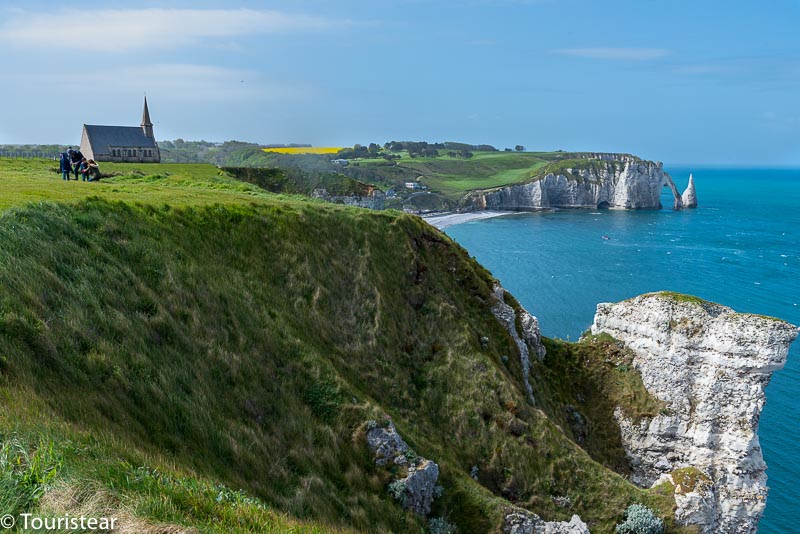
[160,139,630,212]
[0,158,689,533]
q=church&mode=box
[80,98,161,163]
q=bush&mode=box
[388,480,407,506]
[428,516,457,534]
[615,504,664,534]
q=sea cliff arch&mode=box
[663,174,684,210]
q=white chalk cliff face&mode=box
[467,154,684,210]
[591,293,798,534]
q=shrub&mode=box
[388,480,407,506]
[428,516,457,534]
[304,379,341,421]
[615,504,664,534]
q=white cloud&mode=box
[553,47,671,61]
[0,8,334,51]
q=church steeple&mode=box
[141,96,154,139]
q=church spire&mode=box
[141,96,154,138]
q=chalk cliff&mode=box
[464,154,684,211]
[591,292,798,533]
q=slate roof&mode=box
[84,125,157,153]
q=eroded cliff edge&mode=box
[591,292,798,533]
[464,154,685,211]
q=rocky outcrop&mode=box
[400,460,439,516]
[491,283,546,403]
[591,292,798,534]
[503,508,590,534]
[366,421,440,515]
[465,154,683,211]
[366,421,409,466]
[682,173,698,208]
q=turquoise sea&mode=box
[445,167,800,533]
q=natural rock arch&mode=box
[663,174,684,210]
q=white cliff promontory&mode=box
[682,173,698,208]
[591,292,798,534]
[466,154,684,211]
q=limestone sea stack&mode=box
[591,292,798,534]
[682,173,698,208]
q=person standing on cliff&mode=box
[68,147,84,180]
[59,151,71,181]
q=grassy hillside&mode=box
[0,158,688,533]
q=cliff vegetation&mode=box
[0,158,693,532]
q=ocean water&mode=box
[445,167,800,533]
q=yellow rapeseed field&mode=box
[263,147,342,155]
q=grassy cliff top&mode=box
[0,159,299,210]
[0,158,688,533]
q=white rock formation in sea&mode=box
[466,154,684,211]
[682,173,698,208]
[591,292,798,533]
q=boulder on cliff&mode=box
[366,420,440,516]
[503,507,590,534]
[366,421,409,466]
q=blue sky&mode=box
[2,0,799,164]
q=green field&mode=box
[0,159,292,210]
[0,158,691,533]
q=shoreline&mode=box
[422,210,516,230]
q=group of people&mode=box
[59,148,100,182]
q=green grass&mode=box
[343,151,583,205]
[0,158,299,210]
[653,291,710,306]
[653,291,785,323]
[0,158,692,533]
[533,336,666,475]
